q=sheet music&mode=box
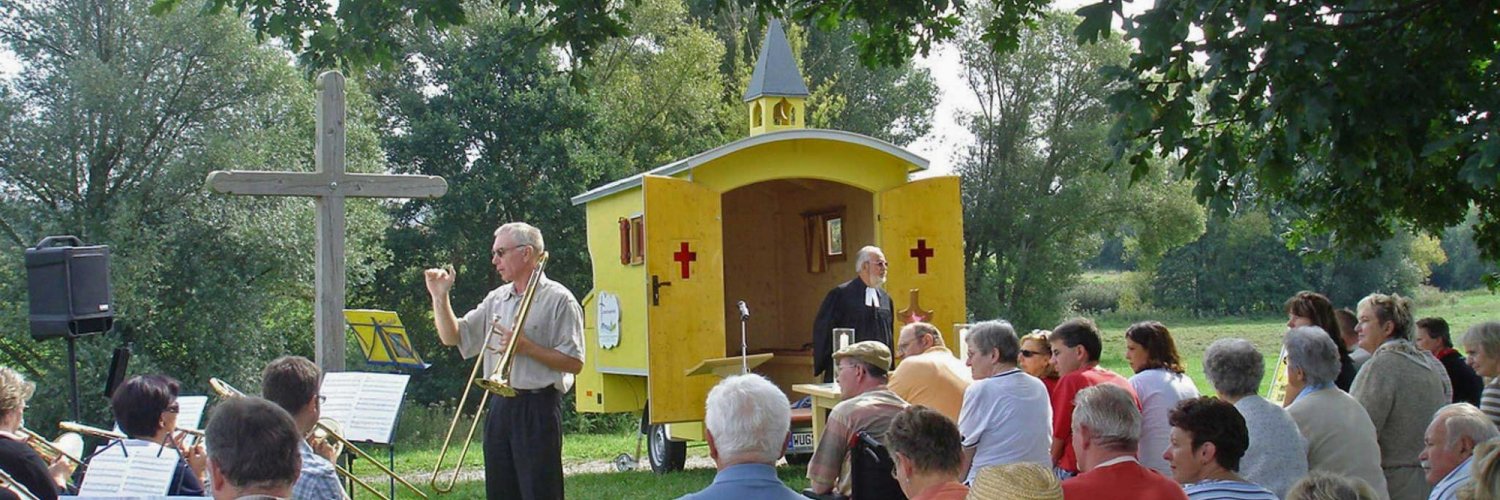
[78,444,180,496]
[174,396,208,431]
[320,372,410,444]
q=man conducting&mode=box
[812,246,894,382]
[425,222,584,499]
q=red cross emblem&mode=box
[910,239,935,275]
[673,242,697,279]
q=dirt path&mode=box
[364,456,716,485]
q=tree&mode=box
[361,6,611,403]
[0,0,390,426]
[957,10,1203,328]
[149,0,1052,70]
[1075,0,1500,285]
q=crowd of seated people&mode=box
[7,288,1500,500]
[681,290,1500,500]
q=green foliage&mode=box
[0,0,389,427]
[1075,0,1500,287]
[149,0,1053,77]
[1431,210,1500,291]
[583,0,738,168]
[360,7,611,403]
[957,10,1203,328]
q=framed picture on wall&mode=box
[803,208,846,273]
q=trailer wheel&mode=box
[647,424,686,473]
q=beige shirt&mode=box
[887,346,972,421]
[457,273,584,392]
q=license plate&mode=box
[788,432,814,453]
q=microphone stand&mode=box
[738,301,750,374]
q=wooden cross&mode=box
[205,71,447,371]
[910,239,935,274]
[673,242,697,279]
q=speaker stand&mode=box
[66,336,80,421]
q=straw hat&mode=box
[966,462,1063,500]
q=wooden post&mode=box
[206,71,448,371]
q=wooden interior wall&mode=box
[721,178,874,354]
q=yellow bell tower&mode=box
[745,20,809,136]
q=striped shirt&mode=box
[1482,379,1500,429]
[1183,479,1278,500]
[806,388,906,496]
[1430,455,1474,500]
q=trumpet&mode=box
[431,252,548,493]
[18,427,84,466]
[209,378,428,499]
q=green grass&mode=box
[1092,289,1500,395]
[356,290,1500,497]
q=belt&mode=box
[512,387,557,395]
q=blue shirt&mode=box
[292,440,347,500]
[1430,455,1474,500]
[1184,479,1279,500]
[677,463,803,500]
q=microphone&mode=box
[737,300,750,320]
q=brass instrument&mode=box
[18,427,84,466]
[209,378,428,499]
[0,465,39,500]
[57,421,125,441]
[431,251,548,493]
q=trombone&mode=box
[208,378,428,499]
[431,251,548,493]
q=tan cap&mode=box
[833,341,892,371]
[966,462,1063,500]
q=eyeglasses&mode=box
[317,395,327,404]
[165,403,181,413]
[1020,349,1051,358]
[492,245,528,259]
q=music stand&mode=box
[343,309,429,370]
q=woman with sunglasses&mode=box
[1018,331,1060,395]
[1124,321,1199,477]
[105,375,207,496]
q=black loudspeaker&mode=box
[25,236,113,339]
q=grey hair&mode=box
[704,374,790,464]
[855,246,883,273]
[1286,471,1381,500]
[967,320,1020,364]
[1072,384,1141,451]
[1203,338,1264,398]
[1462,321,1500,361]
[1433,403,1500,451]
[1284,327,1341,386]
[495,222,546,253]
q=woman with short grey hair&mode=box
[1460,321,1500,428]
[1350,293,1450,500]
[1202,338,1308,498]
[1282,327,1389,498]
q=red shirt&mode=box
[1051,365,1138,472]
[1062,459,1187,500]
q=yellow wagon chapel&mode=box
[570,20,966,470]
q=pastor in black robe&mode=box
[812,278,893,381]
